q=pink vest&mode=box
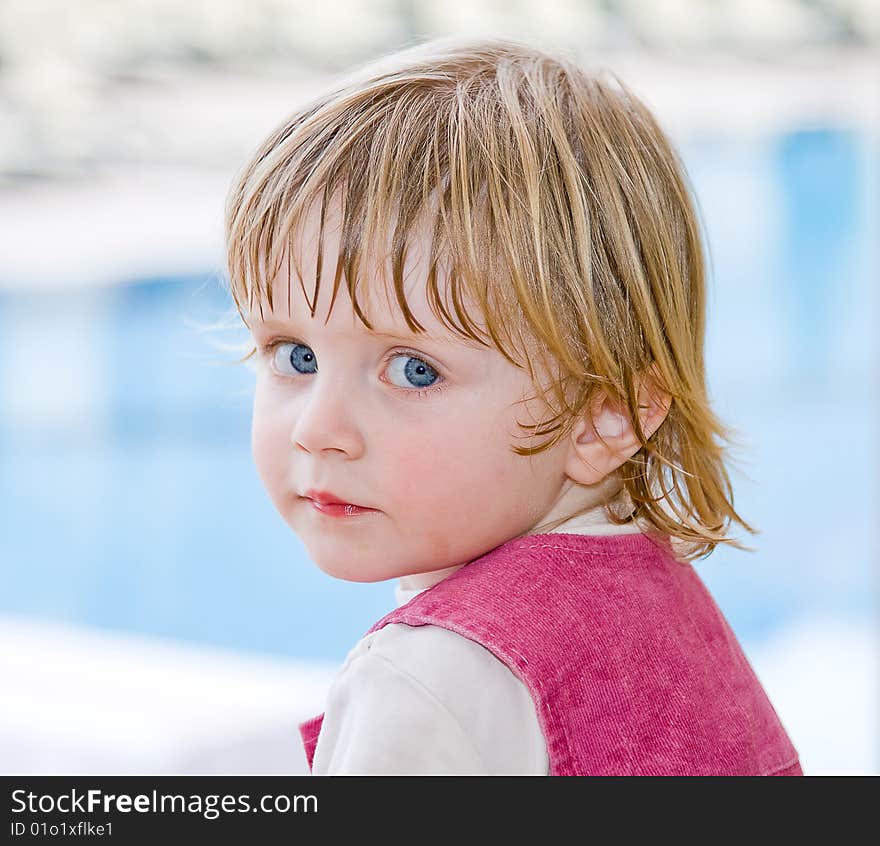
[299,531,802,775]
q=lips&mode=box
[307,500,376,518]
[303,489,366,508]
[301,489,377,519]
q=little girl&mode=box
[224,38,802,775]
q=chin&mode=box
[309,554,396,584]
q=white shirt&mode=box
[311,507,645,775]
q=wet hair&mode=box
[225,37,758,561]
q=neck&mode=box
[523,474,635,536]
[398,563,467,592]
[397,484,639,594]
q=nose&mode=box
[290,375,365,457]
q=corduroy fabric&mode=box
[299,713,324,772]
[299,532,802,775]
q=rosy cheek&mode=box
[383,418,486,503]
[382,452,428,505]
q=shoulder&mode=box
[390,533,680,620]
[357,623,538,727]
[315,623,548,775]
[367,622,518,687]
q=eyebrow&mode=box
[249,318,445,344]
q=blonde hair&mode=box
[225,37,758,562]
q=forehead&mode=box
[247,194,487,347]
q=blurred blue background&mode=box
[0,0,876,775]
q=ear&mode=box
[564,364,672,487]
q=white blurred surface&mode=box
[746,616,878,776]
[0,616,337,774]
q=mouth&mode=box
[301,489,377,518]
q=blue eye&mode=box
[272,342,317,375]
[385,354,439,390]
[264,341,443,397]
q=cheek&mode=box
[380,403,517,502]
[251,385,287,491]
[378,425,451,503]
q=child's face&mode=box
[247,200,573,582]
